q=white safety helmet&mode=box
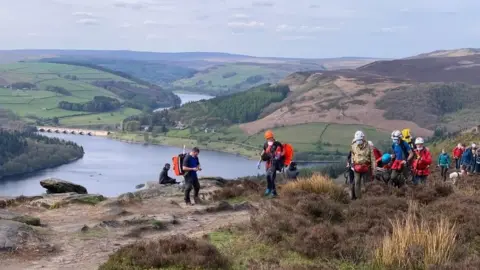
[415,137,425,145]
[473,143,477,148]
[354,130,365,141]
[368,141,374,147]
[391,130,402,139]
[458,143,462,148]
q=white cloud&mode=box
[76,18,99,25]
[281,35,316,40]
[114,0,145,10]
[232,13,249,19]
[120,22,132,28]
[72,12,95,18]
[146,34,161,40]
[379,26,408,33]
[228,21,265,29]
[144,20,160,25]
[252,1,274,7]
[276,24,340,33]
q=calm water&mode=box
[153,92,214,112]
[0,93,259,197]
[0,134,260,197]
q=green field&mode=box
[243,123,390,152]
[114,123,391,159]
[171,63,287,94]
[0,62,143,126]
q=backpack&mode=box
[282,143,294,166]
[392,139,409,160]
[172,153,186,176]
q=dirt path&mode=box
[1,182,252,270]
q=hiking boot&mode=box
[270,192,278,198]
[193,196,201,205]
[185,201,193,206]
[264,189,271,196]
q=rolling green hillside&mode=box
[0,62,159,127]
[171,63,291,95]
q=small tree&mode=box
[52,117,59,125]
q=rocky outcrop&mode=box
[40,178,88,194]
[0,209,41,226]
[0,220,35,250]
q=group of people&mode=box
[159,130,298,205]
[162,127,478,204]
[347,129,433,199]
[158,147,202,206]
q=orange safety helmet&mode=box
[264,130,274,140]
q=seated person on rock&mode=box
[159,163,178,185]
[286,161,299,180]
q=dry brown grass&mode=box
[281,175,348,203]
[375,201,457,269]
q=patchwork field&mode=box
[171,63,288,94]
[0,62,143,126]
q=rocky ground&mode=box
[0,178,252,270]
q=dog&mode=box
[449,169,467,185]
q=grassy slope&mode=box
[171,63,287,94]
[0,62,141,126]
[112,122,390,159]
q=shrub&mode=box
[281,175,349,203]
[374,201,457,269]
[99,234,229,270]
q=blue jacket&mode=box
[461,147,475,165]
[438,153,450,167]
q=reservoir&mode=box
[0,133,260,197]
[0,92,260,197]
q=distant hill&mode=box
[407,48,480,59]
[0,50,381,95]
[0,62,179,128]
[239,48,480,138]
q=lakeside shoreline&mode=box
[108,132,260,159]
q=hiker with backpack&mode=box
[390,130,414,186]
[350,130,376,199]
[258,130,284,197]
[453,143,465,170]
[437,149,451,182]
[402,128,416,151]
[412,137,432,185]
[461,144,476,174]
[182,147,202,205]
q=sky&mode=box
[0,0,479,58]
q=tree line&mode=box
[58,96,121,112]
[0,130,84,178]
[169,83,290,127]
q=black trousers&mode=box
[266,167,277,193]
[184,175,200,203]
[440,166,448,181]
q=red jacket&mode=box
[453,147,464,159]
[413,148,432,176]
[372,147,382,161]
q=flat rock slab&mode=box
[0,220,31,251]
[40,178,88,194]
[0,210,40,226]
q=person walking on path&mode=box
[412,137,432,185]
[258,130,284,197]
[453,143,464,170]
[461,144,476,173]
[182,147,201,205]
[437,149,451,182]
[350,131,376,200]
